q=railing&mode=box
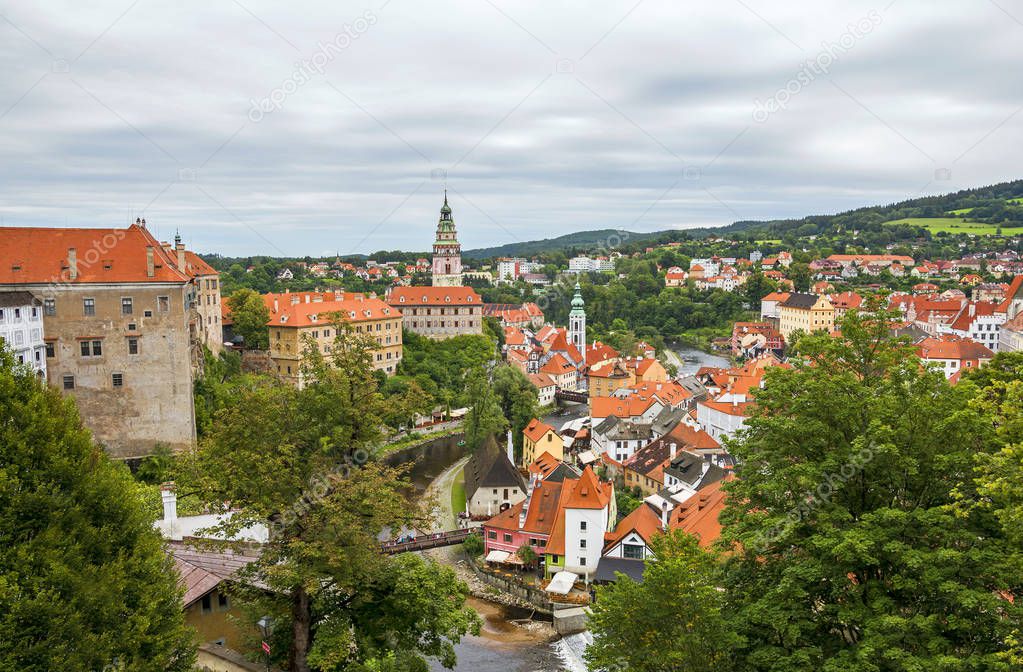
[380,528,471,554]
[555,388,588,404]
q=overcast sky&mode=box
[1,1,1021,256]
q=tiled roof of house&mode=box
[523,418,557,443]
[916,335,994,362]
[540,353,576,376]
[485,479,564,536]
[668,478,730,547]
[585,341,620,367]
[168,542,259,608]
[264,291,396,327]
[781,292,823,310]
[465,445,526,501]
[591,395,657,420]
[604,502,663,551]
[387,286,481,306]
[0,223,190,284]
[527,372,556,389]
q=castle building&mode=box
[431,192,463,287]
[569,282,586,357]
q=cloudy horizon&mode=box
[1,0,1021,256]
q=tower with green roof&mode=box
[569,282,586,356]
[431,191,463,287]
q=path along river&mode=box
[385,434,589,671]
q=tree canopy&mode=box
[0,350,195,671]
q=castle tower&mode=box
[431,191,462,287]
[569,282,586,356]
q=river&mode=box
[386,434,588,671]
[670,344,731,375]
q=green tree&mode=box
[227,287,271,349]
[491,365,539,455]
[182,328,478,672]
[720,309,1022,671]
[586,531,739,672]
[0,350,195,671]
[462,366,507,450]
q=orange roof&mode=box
[485,479,564,536]
[387,286,481,306]
[917,335,994,362]
[540,353,576,376]
[528,451,562,479]
[949,301,999,331]
[504,327,527,346]
[527,372,556,389]
[829,291,863,309]
[523,418,557,443]
[588,359,630,379]
[264,291,396,327]
[629,380,690,406]
[0,223,190,284]
[564,466,612,510]
[761,291,791,302]
[548,328,582,364]
[669,478,730,548]
[827,254,914,264]
[590,395,656,420]
[176,249,218,277]
[699,397,756,417]
[997,275,1023,313]
[585,341,620,367]
[604,503,663,551]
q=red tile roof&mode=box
[264,291,397,327]
[523,418,557,443]
[0,223,190,284]
[669,478,730,547]
[387,286,481,306]
[917,335,994,362]
[604,503,663,551]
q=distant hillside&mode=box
[464,179,1023,258]
[462,229,666,260]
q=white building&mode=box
[568,256,615,273]
[696,394,751,442]
[0,291,46,378]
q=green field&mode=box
[1008,198,1023,205]
[947,207,974,215]
[450,468,466,517]
[883,217,1006,235]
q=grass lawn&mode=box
[1007,197,1023,205]
[883,217,1006,235]
[450,468,466,517]
[947,207,974,215]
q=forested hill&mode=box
[462,229,663,260]
[464,178,1023,258]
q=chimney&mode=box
[273,297,279,313]
[661,500,669,530]
[969,303,976,317]
[68,248,78,281]
[670,442,677,460]
[305,294,311,303]
[175,232,185,270]
[160,482,178,536]
[507,429,515,466]
[146,246,155,278]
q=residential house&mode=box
[522,418,563,467]
[386,286,483,339]
[465,444,527,517]
[588,359,632,398]
[542,466,616,578]
[759,291,790,320]
[0,291,46,378]
[777,293,835,338]
[264,291,403,384]
[917,335,994,379]
[0,221,197,458]
[528,372,557,406]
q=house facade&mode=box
[387,286,483,339]
[0,222,197,458]
[0,291,46,378]
[778,293,835,338]
[265,291,403,384]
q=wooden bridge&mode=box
[554,388,588,404]
[380,528,471,555]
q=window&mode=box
[144,310,153,317]
[488,531,497,540]
[217,593,229,610]
[62,375,75,390]
[112,373,123,387]
[13,308,20,319]
[201,595,212,614]
[121,297,133,315]
[128,338,139,355]
[580,539,587,549]
[43,299,56,316]
[623,543,644,559]
[579,557,586,566]
[80,340,91,357]
[45,342,54,358]
[83,298,95,316]
[92,340,102,356]
[579,521,587,531]
[157,296,170,312]
[503,533,512,543]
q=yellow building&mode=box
[778,292,835,339]
[522,418,563,468]
[265,291,403,386]
[588,359,633,399]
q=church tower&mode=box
[432,191,463,287]
[569,282,586,356]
